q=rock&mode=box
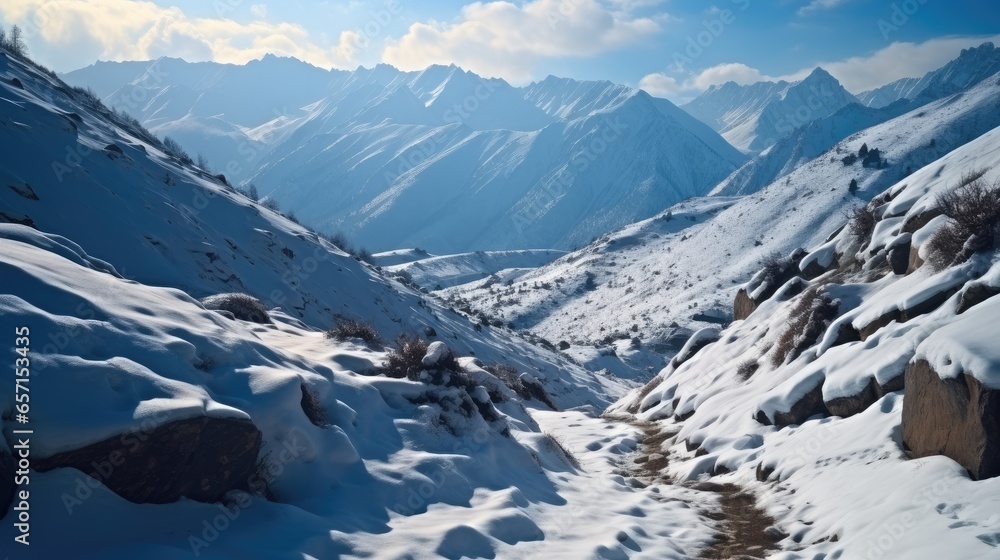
[104,143,124,155]
[825,376,880,418]
[734,288,757,321]
[888,237,912,275]
[34,416,262,504]
[902,360,1000,480]
[901,208,944,234]
[907,245,926,274]
[767,382,829,427]
[201,293,272,324]
[423,326,437,337]
[801,254,839,280]
[421,341,453,368]
[0,450,15,518]
[957,283,1000,314]
[756,463,776,482]
[558,340,571,350]
[858,286,960,340]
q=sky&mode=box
[1,0,998,103]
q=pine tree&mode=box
[849,178,858,193]
[858,143,869,157]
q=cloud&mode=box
[639,62,776,101]
[641,35,1000,103]
[812,36,1000,92]
[0,0,361,71]
[382,0,661,81]
[798,0,851,16]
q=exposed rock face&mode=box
[902,360,1000,480]
[957,283,1000,314]
[757,381,829,427]
[857,286,960,340]
[34,416,263,504]
[888,238,912,275]
[734,288,757,321]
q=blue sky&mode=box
[1,0,997,102]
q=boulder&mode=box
[757,381,829,427]
[902,360,1000,480]
[421,341,453,368]
[957,283,1000,314]
[888,237,912,275]
[34,416,262,504]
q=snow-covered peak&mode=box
[682,69,856,152]
[858,41,1000,108]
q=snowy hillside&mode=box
[714,61,1000,197]
[383,249,566,291]
[64,59,746,253]
[857,42,1000,108]
[680,68,858,152]
[0,49,625,411]
[610,125,1000,559]
[446,64,1000,379]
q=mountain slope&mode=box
[0,49,622,410]
[64,58,746,253]
[611,125,1000,559]
[447,68,1000,378]
[857,41,1000,108]
[681,68,858,152]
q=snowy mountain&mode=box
[64,59,746,253]
[713,44,1000,198]
[610,125,1000,559]
[680,68,858,152]
[447,64,1000,380]
[857,41,1000,108]
[1,44,757,559]
[380,249,567,290]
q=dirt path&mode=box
[622,418,782,559]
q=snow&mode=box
[917,292,1000,387]
[64,57,746,253]
[681,68,858,153]
[384,249,566,290]
[607,121,1000,558]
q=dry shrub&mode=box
[201,293,271,324]
[300,384,328,427]
[772,288,839,366]
[925,174,1000,270]
[384,334,430,379]
[847,203,878,245]
[327,317,382,345]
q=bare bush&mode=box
[772,288,839,366]
[300,384,328,428]
[326,317,382,346]
[201,293,272,324]
[384,334,430,379]
[483,363,557,410]
[847,203,878,245]
[926,174,1000,269]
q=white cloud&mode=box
[639,62,776,101]
[641,35,1000,103]
[798,0,851,16]
[813,36,1000,92]
[382,0,661,81]
[0,0,360,71]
